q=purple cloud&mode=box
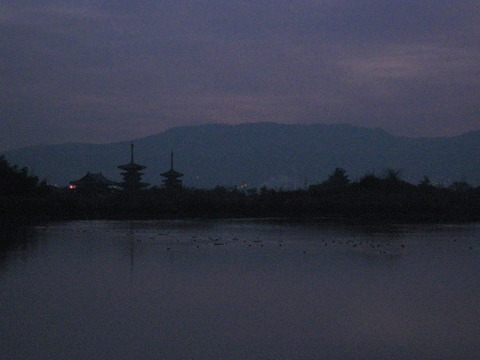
[1,0,479,150]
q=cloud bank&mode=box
[2,0,479,150]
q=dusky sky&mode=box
[2,0,479,151]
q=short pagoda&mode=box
[160,151,183,190]
[117,143,149,192]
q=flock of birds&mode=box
[63,223,477,256]
[119,228,414,257]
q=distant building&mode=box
[160,152,183,190]
[69,172,117,192]
[117,143,149,192]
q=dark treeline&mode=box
[1,156,480,223]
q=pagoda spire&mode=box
[117,142,148,192]
[160,151,183,190]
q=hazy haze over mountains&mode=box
[3,123,480,188]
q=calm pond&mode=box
[1,219,479,359]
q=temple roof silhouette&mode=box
[70,172,117,186]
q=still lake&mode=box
[1,219,479,359]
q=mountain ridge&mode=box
[3,122,480,188]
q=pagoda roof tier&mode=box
[160,169,183,178]
[118,143,146,171]
[119,181,149,188]
[160,151,183,179]
[117,163,146,171]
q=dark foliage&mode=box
[1,160,480,223]
[309,168,351,192]
[0,156,42,195]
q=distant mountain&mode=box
[3,122,480,188]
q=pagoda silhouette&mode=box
[160,151,183,190]
[117,143,149,192]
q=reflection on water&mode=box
[0,221,39,272]
[0,220,479,359]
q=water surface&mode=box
[1,220,479,359]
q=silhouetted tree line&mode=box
[0,156,46,195]
[2,159,480,223]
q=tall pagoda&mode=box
[160,151,183,190]
[117,143,148,192]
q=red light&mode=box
[69,185,77,189]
